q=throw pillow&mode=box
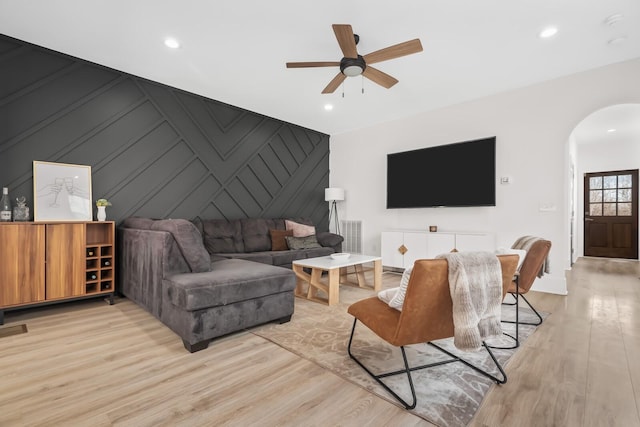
[495,248,527,271]
[285,235,322,250]
[388,266,413,310]
[377,287,399,305]
[285,219,316,237]
[270,229,293,251]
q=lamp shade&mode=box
[325,187,345,202]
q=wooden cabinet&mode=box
[0,221,115,324]
[381,230,495,269]
[0,224,45,306]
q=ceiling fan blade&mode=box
[362,66,399,89]
[363,39,423,65]
[286,61,340,68]
[332,24,358,58]
[322,73,347,94]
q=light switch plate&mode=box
[539,202,557,212]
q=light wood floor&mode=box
[0,257,638,426]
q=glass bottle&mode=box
[0,187,12,222]
[13,196,30,221]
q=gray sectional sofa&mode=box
[118,217,342,352]
[192,216,343,267]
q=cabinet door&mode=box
[456,233,495,252]
[46,223,85,299]
[425,233,456,258]
[403,232,429,268]
[0,224,45,307]
[381,232,405,268]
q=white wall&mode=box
[330,57,640,295]
[575,136,640,259]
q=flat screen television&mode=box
[386,137,496,208]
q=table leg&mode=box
[327,268,340,306]
[354,264,366,288]
[307,268,323,300]
[373,259,382,292]
[292,264,310,297]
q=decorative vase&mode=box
[97,206,106,221]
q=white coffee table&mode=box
[292,254,382,306]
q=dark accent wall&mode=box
[0,34,330,229]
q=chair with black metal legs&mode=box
[346,254,519,409]
[497,238,551,349]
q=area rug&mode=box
[251,285,546,427]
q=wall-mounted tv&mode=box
[386,136,496,208]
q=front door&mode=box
[584,169,638,259]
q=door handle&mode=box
[585,218,594,221]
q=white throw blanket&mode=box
[436,251,503,351]
[511,235,550,277]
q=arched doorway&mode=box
[569,104,640,262]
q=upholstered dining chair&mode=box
[499,238,552,348]
[347,254,519,410]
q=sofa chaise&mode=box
[118,217,342,352]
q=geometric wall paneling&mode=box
[0,34,330,230]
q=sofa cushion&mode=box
[121,217,210,273]
[285,219,315,237]
[241,218,281,252]
[165,259,295,311]
[298,247,335,258]
[121,217,156,229]
[270,250,303,266]
[286,235,322,250]
[213,252,274,265]
[270,229,293,251]
[316,231,343,249]
[201,219,244,253]
[149,219,211,273]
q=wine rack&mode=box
[86,222,115,294]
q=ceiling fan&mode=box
[286,24,423,94]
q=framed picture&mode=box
[33,161,93,221]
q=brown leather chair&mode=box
[347,254,519,409]
[501,238,552,348]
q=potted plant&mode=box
[96,198,111,221]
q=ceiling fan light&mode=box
[343,65,363,76]
[340,55,366,77]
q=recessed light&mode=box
[164,38,180,49]
[539,27,558,39]
[607,128,617,133]
[324,104,333,111]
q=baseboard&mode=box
[530,275,568,295]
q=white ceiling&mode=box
[1,0,639,135]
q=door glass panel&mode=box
[618,189,631,202]
[603,203,617,216]
[603,189,617,202]
[603,176,617,189]
[590,176,602,189]
[590,190,602,203]
[590,204,602,216]
[618,203,632,216]
[618,174,632,188]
